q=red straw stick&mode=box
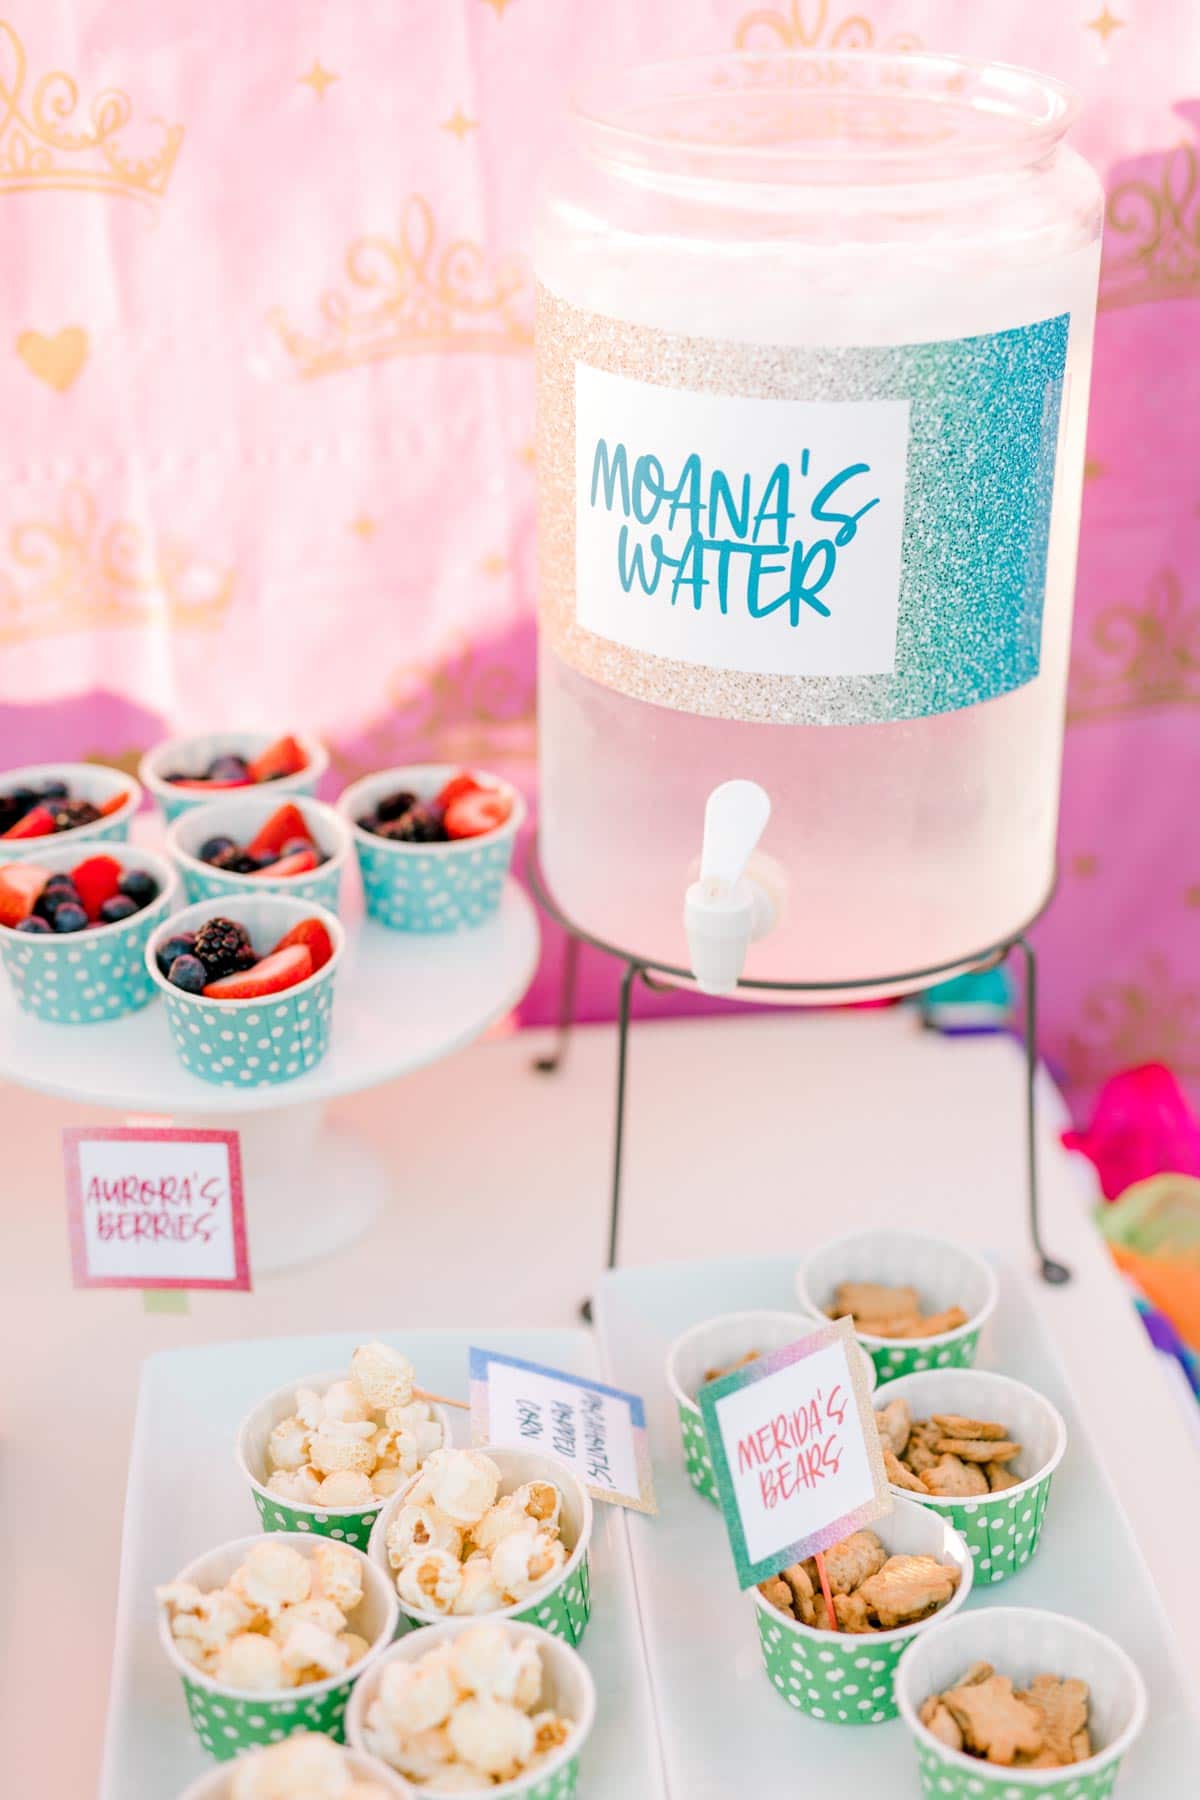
[814,1550,838,1631]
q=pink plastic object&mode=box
[1062,1063,1200,1200]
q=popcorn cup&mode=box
[346,1618,596,1800]
[873,1368,1068,1586]
[168,794,350,913]
[895,1606,1148,1798]
[157,1532,398,1763]
[368,1445,594,1646]
[140,732,328,824]
[0,760,139,861]
[178,1743,413,1798]
[337,766,524,934]
[144,893,344,1088]
[665,1310,877,1504]
[795,1229,999,1381]
[0,842,179,1022]
[236,1370,454,1552]
[752,1494,974,1725]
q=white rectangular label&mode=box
[575,363,910,678]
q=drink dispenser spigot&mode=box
[684,781,783,996]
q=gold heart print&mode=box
[17,326,89,391]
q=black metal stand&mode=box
[526,846,1070,1311]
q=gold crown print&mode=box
[1100,138,1200,311]
[1066,953,1200,1089]
[1067,568,1200,723]
[734,0,921,51]
[0,20,182,205]
[269,195,532,379]
[0,485,233,646]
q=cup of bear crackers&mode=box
[895,1606,1148,1797]
[666,1310,877,1505]
[873,1369,1068,1585]
[157,1533,398,1761]
[177,1735,412,1798]
[796,1229,999,1381]
[753,1494,974,1725]
[236,1342,453,1551]
[168,793,351,914]
[368,1444,594,1646]
[346,1618,597,1796]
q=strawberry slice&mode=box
[0,863,50,928]
[168,776,254,791]
[444,789,513,840]
[1,804,56,840]
[202,944,313,1000]
[98,789,132,817]
[249,847,318,878]
[435,772,484,811]
[271,917,335,972]
[72,854,124,921]
[247,803,311,858]
[248,734,308,784]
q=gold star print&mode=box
[441,108,479,143]
[299,61,339,99]
[481,0,515,15]
[1083,456,1106,482]
[349,514,377,540]
[517,442,536,469]
[480,552,509,576]
[1070,853,1100,879]
[1086,6,1125,43]
[1186,885,1200,909]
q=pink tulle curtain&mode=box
[0,1,1197,1111]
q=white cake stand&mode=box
[0,880,539,1273]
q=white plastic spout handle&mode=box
[684,780,779,996]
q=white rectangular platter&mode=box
[594,1254,1200,1798]
[101,1327,667,1800]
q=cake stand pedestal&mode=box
[0,882,539,1273]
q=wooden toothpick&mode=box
[414,1385,469,1412]
[814,1549,838,1632]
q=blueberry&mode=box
[155,931,197,976]
[44,874,78,894]
[35,881,79,922]
[207,754,250,782]
[35,779,69,800]
[51,902,88,933]
[15,916,52,934]
[252,849,279,868]
[167,953,207,993]
[99,895,140,924]
[198,835,237,863]
[211,847,258,874]
[117,869,158,907]
[280,837,312,857]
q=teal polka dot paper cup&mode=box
[235,1368,453,1552]
[873,1369,1068,1587]
[168,793,350,914]
[666,1310,877,1505]
[796,1229,999,1383]
[896,1606,1148,1799]
[158,1532,398,1764]
[368,1445,594,1646]
[753,1494,974,1726]
[338,765,524,933]
[178,1739,413,1798]
[140,731,327,825]
[346,1618,596,1800]
[0,761,139,862]
[145,893,344,1087]
[0,842,178,1023]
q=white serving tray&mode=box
[101,1328,666,1800]
[593,1254,1199,1798]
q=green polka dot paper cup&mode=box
[178,1741,413,1797]
[346,1618,596,1800]
[140,731,328,825]
[236,1369,453,1552]
[0,761,139,862]
[145,893,344,1087]
[0,842,178,1023]
[796,1229,999,1383]
[873,1369,1068,1586]
[368,1445,594,1646]
[753,1494,973,1725]
[896,1606,1148,1799]
[158,1532,398,1764]
[666,1311,877,1505]
[168,793,350,914]
[338,766,524,933]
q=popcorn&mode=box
[489,1528,567,1603]
[278,1617,352,1682]
[423,1772,488,1795]
[372,1468,404,1499]
[267,1416,312,1472]
[270,1597,346,1640]
[378,1646,457,1733]
[214,1632,286,1692]
[449,1622,540,1706]
[310,1420,378,1477]
[231,1541,312,1618]
[159,1584,254,1654]
[395,1549,463,1615]
[323,1378,373,1423]
[448,1698,535,1780]
[451,1558,506,1617]
[352,1341,416,1412]
[426,1449,502,1526]
[267,1467,324,1505]
[229,1732,394,1799]
[470,1495,528,1556]
[312,1540,365,1613]
[391,1461,571,1619]
[318,1471,376,1507]
[386,1503,464,1568]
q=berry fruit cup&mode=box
[0,761,139,862]
[168,794,351,914]
[144,894,344,1088]
[795,1229,999,1382]
[0,843,177,1022]
[157,1532,398,1763]
[338,766,524,933]
[140,732,328,824]
[178,1741,412,1799]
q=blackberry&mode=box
[51,902,88,933]
[380,803,445,843]
[118,869,158,908]
[207,754,250,782]
[374,789,417,825]
[51,799,101,832]
[233,941,258,970]
[0,787,36,834]
[193,917,251,978]
[198,835,237,863]
[167,953,208,994]
[16,916,52,934]
[155,931,197,976]
[210,846,259,874]
[99,895,140,924]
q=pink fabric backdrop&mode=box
[0,1,1196,1112]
